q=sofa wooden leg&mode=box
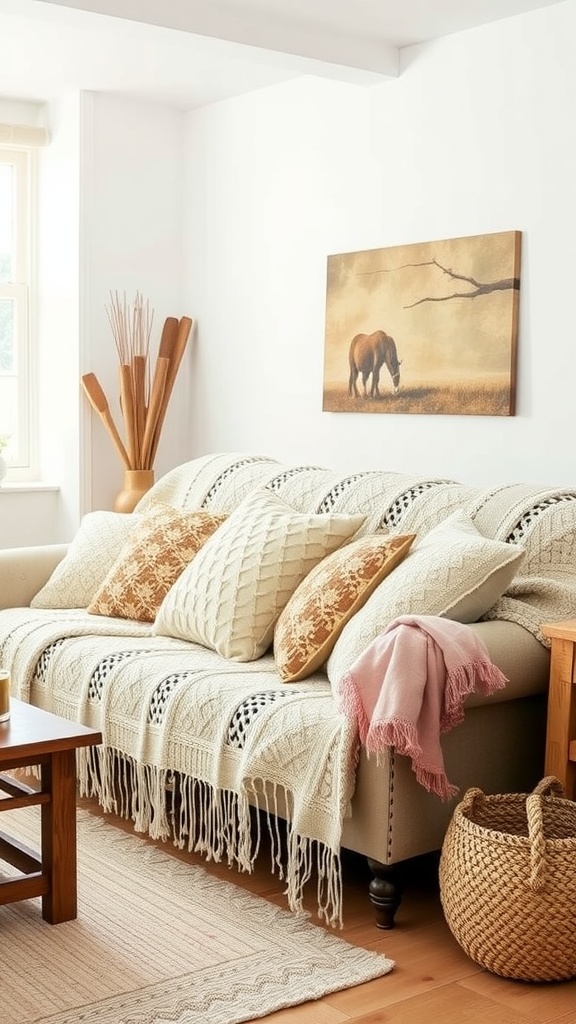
[367,858,402,929]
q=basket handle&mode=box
[459,786,486,814]
[526,793,548,890]
[531,776,565,798]
[526,776,565,890]
[461,779,565,892]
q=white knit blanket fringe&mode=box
[79,745,343,923]
[0,608,353,927]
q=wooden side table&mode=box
[0,698,101,923]
[541,621,576,800]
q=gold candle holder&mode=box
[0,669,10,722]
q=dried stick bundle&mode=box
[81,292,193,470]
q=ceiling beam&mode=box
[35,0,399,81]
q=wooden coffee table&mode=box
[0,698,101,923]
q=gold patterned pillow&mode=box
[88,503,227,623]
[273,533,415,682]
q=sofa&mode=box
[1,451,573,928]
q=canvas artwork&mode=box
[322,230,521,416]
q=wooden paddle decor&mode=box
[81,372,131,470]
[81,292,194,472]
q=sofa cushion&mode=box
[87,503,227,623]
[274,532,415,682]
[327,509,525,686]
[30,511,137,609]
[154,488,365,661]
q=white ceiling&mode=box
[0,0,567,111]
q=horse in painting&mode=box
[348,330,401,398]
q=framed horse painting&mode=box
[322,230,521,416]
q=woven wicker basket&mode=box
[439,777,576,981]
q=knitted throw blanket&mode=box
[337,615,508,800]
[0,607,357,927]
[144,453,576,650]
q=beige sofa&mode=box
[1,452,571,928]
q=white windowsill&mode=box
[0,482,60,493]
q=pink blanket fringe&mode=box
[337,615,508,800]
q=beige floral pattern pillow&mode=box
[273,533,415,682]
[88,503,227,623]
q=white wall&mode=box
[1,91,189,546]
[183,2,576,487]
[81,92,190,513]
[3,3,576,549]
[38,92,82,538]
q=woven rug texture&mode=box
[0,808,393,1024]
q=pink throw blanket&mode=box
[337,615,508,800]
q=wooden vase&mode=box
[114,469,155,513]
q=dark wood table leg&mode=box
[41,749,78,923]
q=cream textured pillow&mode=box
[327,509,525,687]
[88,503,227,623]
[30,511,137,609]
[274,533,416,682]
[154,489,366,661]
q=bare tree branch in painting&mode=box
[357,257,520,308]
[402,259,519,308]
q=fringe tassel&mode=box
[338,672,371,744]
[443,661,507,731]
[365,718,421,762]
[284,825,343,928]
[76,746,344,927]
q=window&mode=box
[0,141,35,478]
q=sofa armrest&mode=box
[466,619,550,704]
[0,544,68,609]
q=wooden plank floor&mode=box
[78,796,576,1023]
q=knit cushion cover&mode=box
[30,511,137,609]
[327,509,525,686]
[274,532,415,682]
[88,503,227,623]
[154,489,365,661]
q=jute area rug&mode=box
[1,807,393,1024]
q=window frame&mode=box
[0,144,37,481]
